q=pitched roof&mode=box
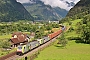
[12,32,22,37]
[10,32,28,44]
[11,38,20,44]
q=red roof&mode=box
[11,38,20,44]
[12,32,22,37]
[10,32,28,44]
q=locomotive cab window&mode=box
[18,46,22,49]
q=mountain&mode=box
[65,1,75,7]
[0,0,33,22]
[53,7,68,17]
[22,0,68,21]
[66,0,90,44]
[66,0,90,18]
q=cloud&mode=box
[69,0,80,4]
[17,0,30,3]
[40,0,80,11]
[16,0,80,11]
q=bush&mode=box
[57,33,68,47]
[68,27,74,32]
[0,40,11,48]
[68,37,81,40]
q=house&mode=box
[10,32,29,47]
[49,20,59,24]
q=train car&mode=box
[17,40,40,56]
[43,36,50,43]
[37,39,44,44]
[62,26,65,30]
[58,30,62,34]
[48,29,63,40]
[48,32,55,39]
[17,43,31,56]
[48,34,52,39]
[16,26,65,56]
[30,40,40,49]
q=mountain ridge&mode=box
[66,0,90,18]
[22,0,68,20]
[0,0,33,22]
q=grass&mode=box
[0,48,17,57]
[71,19,82,29]
[51,28,61,32]
[35,19,90,60]
[0,34,11,39]
[0,31,30,57]
[64,19,82,38]
[0,32,28,57]
[23,32,30,35]
[0,19,85,59]
[63,19,82,28]
[65,31,79,38]
[35,40,90,60]
[0,32,30,39]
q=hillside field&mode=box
[35,40,90,60]
[35,19,90,60]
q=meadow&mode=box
[35,40,90,60]
[35,19,90,60]
[0,34,11,39]
[0,32,30,57]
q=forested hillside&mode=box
[66,0,90,19]
[64,0,90,44]
[0,0,33,22]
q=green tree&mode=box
[76,15,90,44]
[31,25,38,32]
[81,24,90,43]
[57,32,68,47]
[35,29,44,39]
[52,23,59,28]
[46,25,52,31]
[76,22,83,34]
[0,40,11,48]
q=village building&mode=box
[10,32,29,47]
[48,20,59,24]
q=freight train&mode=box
[16,26,65,56]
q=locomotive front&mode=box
[17,45,23,55]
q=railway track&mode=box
[1,26,68,60]
[5,35,59,60]
[5,55,19,60]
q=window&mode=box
[14,35,17,38]
[18,46,22,49]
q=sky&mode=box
[16,0,80,11]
